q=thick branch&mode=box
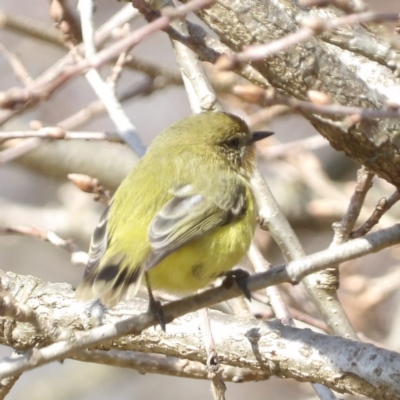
[0,223,400,384]
[0,272,399,398]
[188,0,400,187]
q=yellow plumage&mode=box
[76,112,272,307]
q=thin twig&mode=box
[134,5,270,89]
[0,128,122,142]
[0,40,33,85]
[106,23,130,88]
[247,105,292,129]
[68,173,112,205]
[351,189,400,239]
[248,243,337,400]
[166,2,225,397]
[50,0,79,49]
[350,268,400,310]
[107,50,129,88]
[315,166,373,336]
[57,78,164,130]
[0,226,88,265]
[251,169,358,340]
[0,8,63,46]
[169,2,221,113]
[220,12,399,68]
[0,0,215,112]
[332,166,375,245]
[125,54,182,84]
[77,0,146,156]
[251,292,329,332]
[233,85,400,121]
[0,4,139,127]
[0,353,21,400]
[0,138,41,165]
[306,166,374,340]
[0,78,162,165]
[248,243,293,325]
[199,308,226,400]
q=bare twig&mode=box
[0,374,20,400]
[220,12,399,68]
[77,0,145,155]
[166,2,225,397]
[332,166,374,245]
[306,167,375,341]
[50,0,82,47]
[251,292,329,332]
[248,243,293,325]
[0,226,88,265]
[0,8,63,46]
[199,308,226,400]
[0,40,33,85]
[351,189,400,239]
[56,78,165,130]
[233,86,400,121]
[286,307,329,332]
[0,353,21,400]
[0,128,122,143]
[0,4,139,127]
[50,0,79,48]
[0,138,41,165]
[247,105,292,129]
[107,50,129,88]
[251,170,358,340]
[0,0,215,112]
[125,54,182,84]
[169,6,220,112]
[134,6,270,89]
[68,173,112,205]
[248,243,337,400]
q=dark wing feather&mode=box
[84,204,111,279]
[76,202,142,306]
[144,183,247,271]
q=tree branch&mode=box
[0,270,399,398]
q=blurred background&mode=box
[0,0,399,398]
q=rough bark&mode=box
[191,0,400,186]
[1,270,400,399]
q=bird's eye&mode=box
[226,138,240,148]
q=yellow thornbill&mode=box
[76,112,273,313]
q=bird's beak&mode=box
[250,131,274,143]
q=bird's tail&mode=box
[76,258,144,307]
[75,204,144,307]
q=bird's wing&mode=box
[144,182,248,271]
[84,204,111,279]
[76,178,249,306]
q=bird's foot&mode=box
[147,295,166,332]
[145,272,166,331]
[222,269,252,300]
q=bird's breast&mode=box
[148,191,255,293]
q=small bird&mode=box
[76,112,273,313]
